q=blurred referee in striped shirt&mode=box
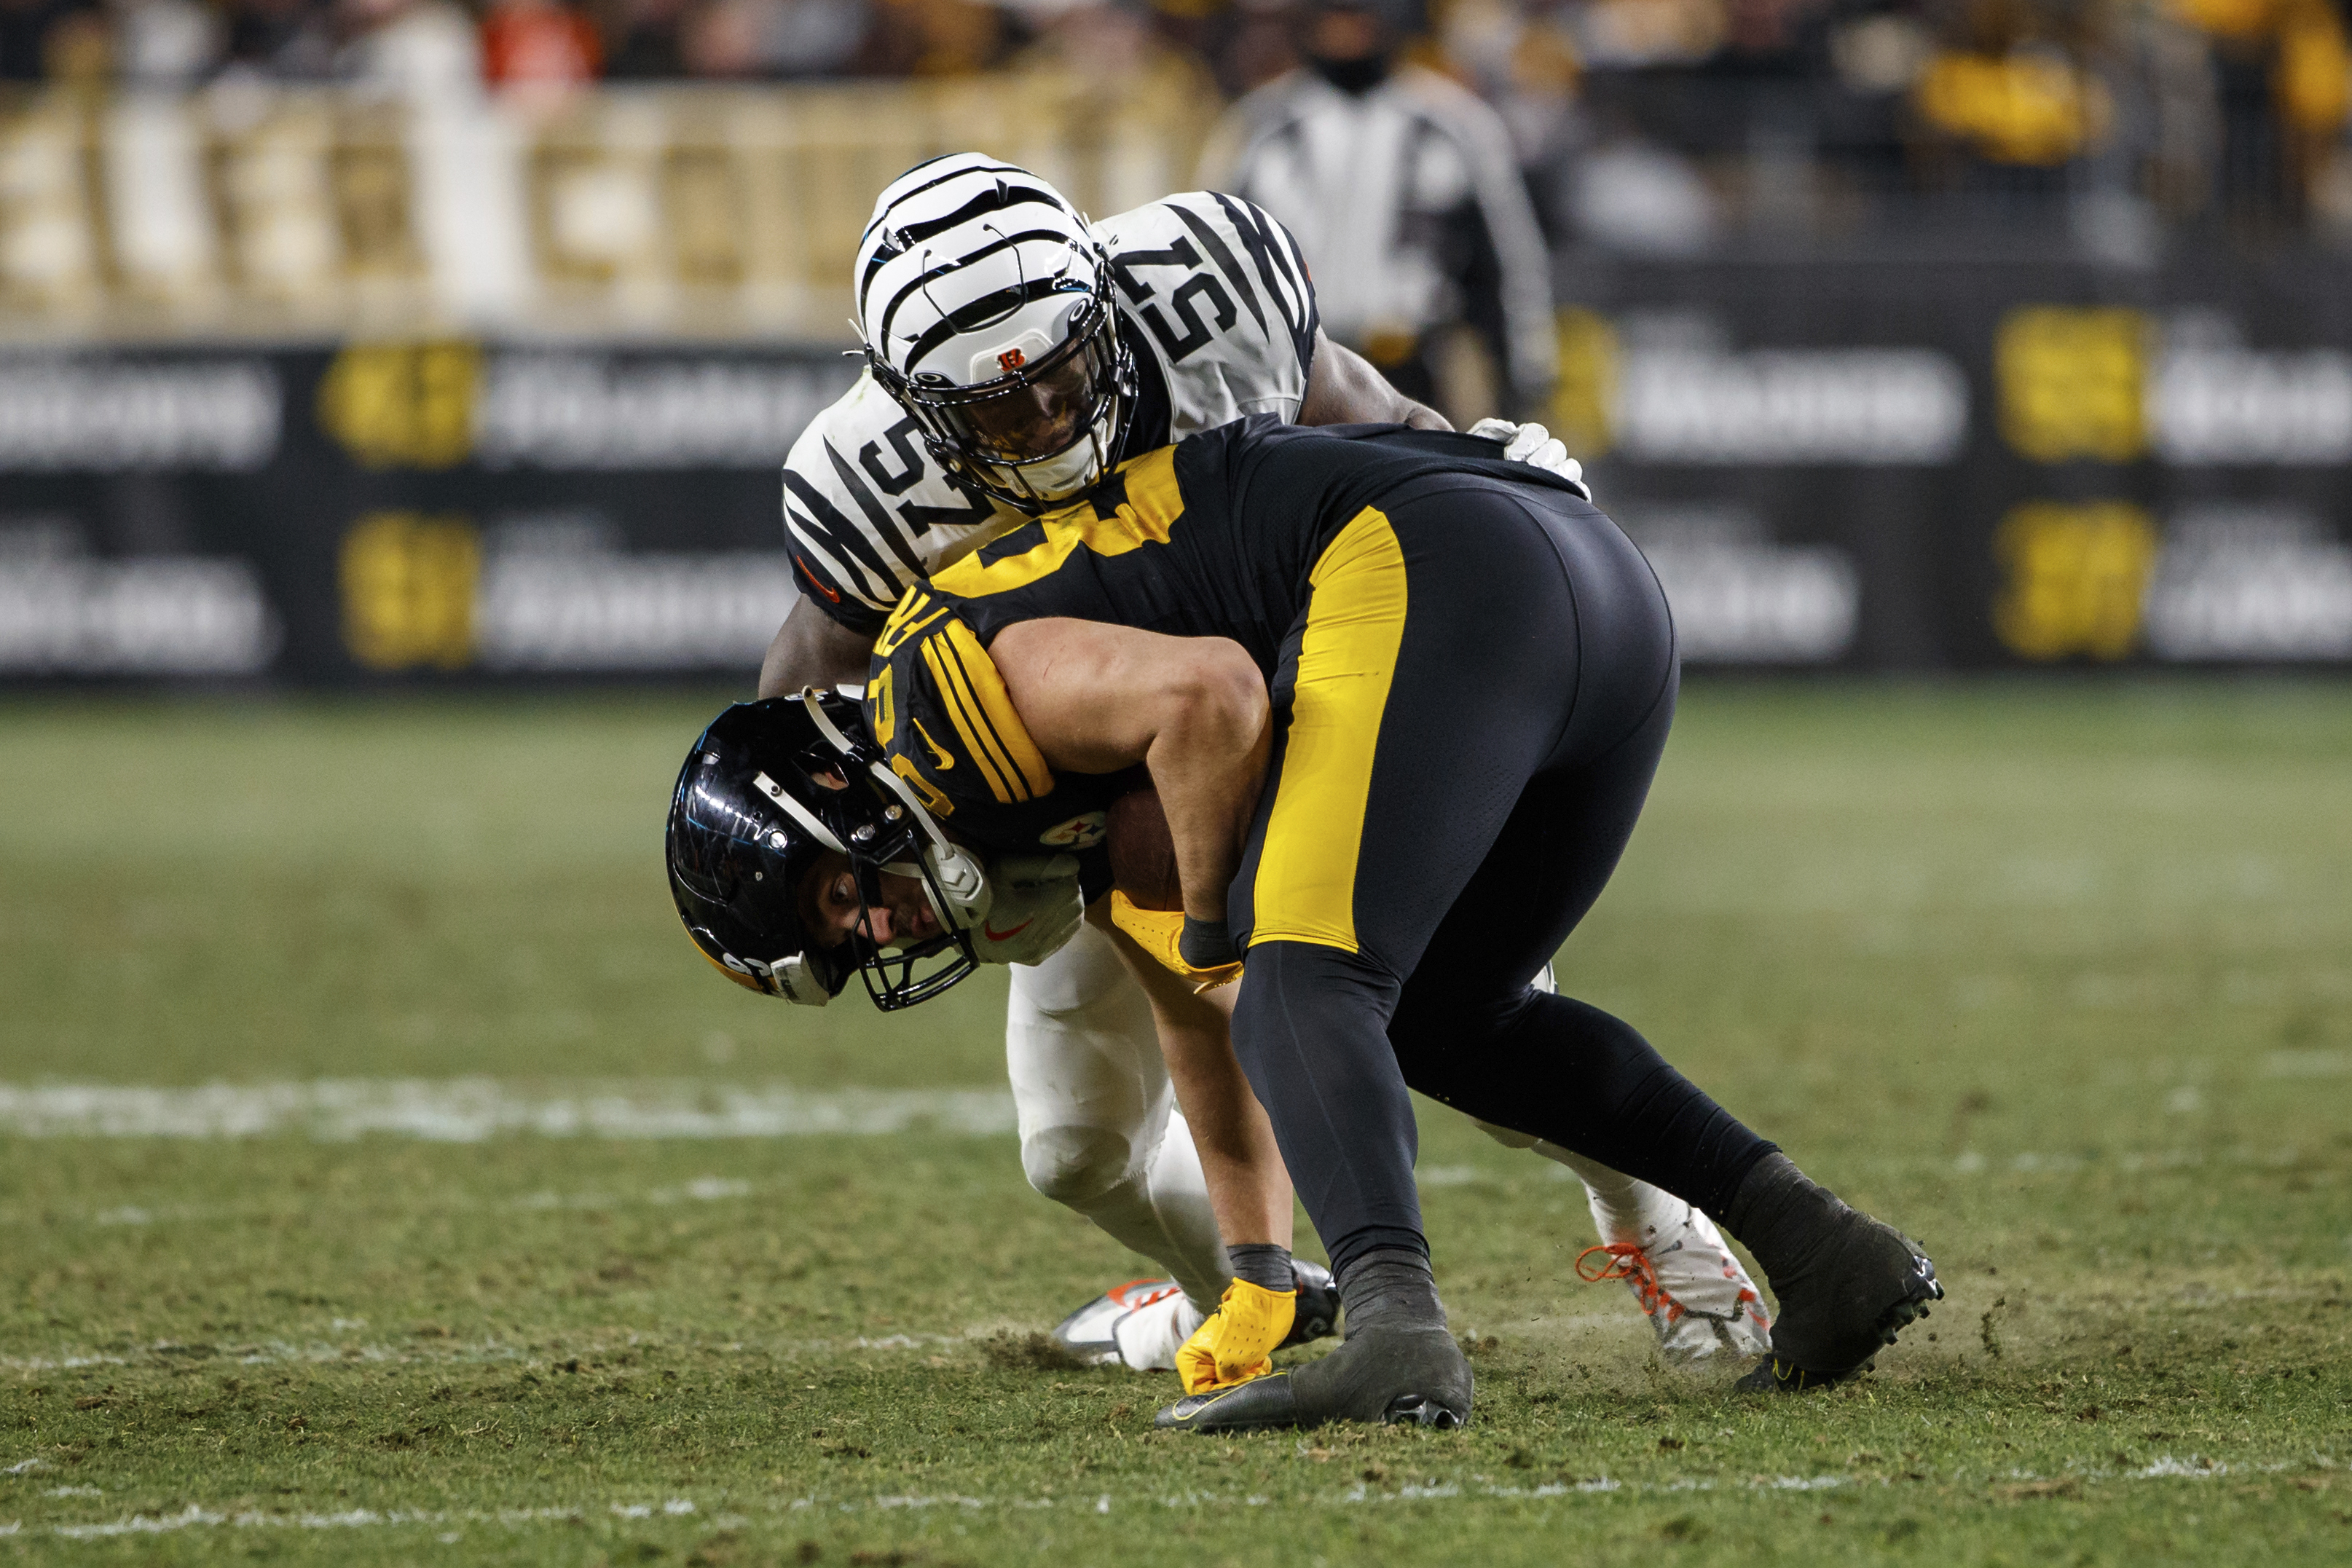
[1201,0,1557,420]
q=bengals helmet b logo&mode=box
[998,347,1026,372]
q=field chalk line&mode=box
[1,1456,2318,1541]
[0,1080,1017,1142]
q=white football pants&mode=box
[1006,921,1231,1313]
[1005,927,1669,1310]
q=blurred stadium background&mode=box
[2,0,2349,682]
[4,7,2350,1554]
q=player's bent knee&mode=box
[1390,978,1538,1059]
[1020,1124,1138,1206]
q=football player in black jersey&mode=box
[742,153,1773,1376]
[672,417,1943,1429]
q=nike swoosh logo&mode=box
[913,717,955,771]
[794,556,840,603]
[983,918,1034,942]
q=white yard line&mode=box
[0,1323,1013,1374]
[5,1454,2327,1541]
[0,1081,1015,1141]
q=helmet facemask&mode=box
[795,692,994,1012]
[666,693,993,1013]
[871,288,1135,513]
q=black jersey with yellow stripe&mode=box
[863,588,1138,869]
[860,417,1584,864]
[916,415,1584,675]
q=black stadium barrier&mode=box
[3,258,2348,683]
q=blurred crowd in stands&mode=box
[3,0,2347,246]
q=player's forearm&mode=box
[757,594,878,699]
[1171,1034,1295,1252]
[1142,651,1271,925]
[1096,910,1293,1248]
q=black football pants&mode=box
[1222,472,1776,1281]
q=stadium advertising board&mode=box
[3,258,2349,682]
[1560,256,2352,671]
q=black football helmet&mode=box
[665,690,994,1012]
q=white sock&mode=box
[1473,1119,1662,1243]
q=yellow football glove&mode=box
[1175,1277,1297,1395]
[1109,891,1243,991]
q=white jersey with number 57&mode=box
[782,190,1321,635]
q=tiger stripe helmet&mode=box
[856,154,1136,511]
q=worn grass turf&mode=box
[1,682,2348,1566]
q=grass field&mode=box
[2,682,2349,1567]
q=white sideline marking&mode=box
[4,1457,2321,1541]
[0,1081,1016,1141]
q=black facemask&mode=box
[1309,50,1392,94]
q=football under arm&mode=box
[757,594,879,699]
[988,617,1270,926]
[1297,327,1452,431]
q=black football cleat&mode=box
[1155,1371,1303,1433]
[1155,1323,1473,1433]
[1281,1258,1340,1350]
[1735,1216,1943,1394]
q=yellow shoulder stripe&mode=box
[919,636,1012,803]
[921,618,1053,805]
[875,589,951,657]
[932,444,1187,600]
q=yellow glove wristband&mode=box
[1109,891,1244,991]
[1174,1277,1297,1395]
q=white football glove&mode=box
[1467,417,1589,499]
[967,853,1084,966]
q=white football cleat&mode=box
[1577,1197,1772,1362]
[1050,1277,1206,1371]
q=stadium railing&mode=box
[0,80,1214,343]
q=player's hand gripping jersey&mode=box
[860,416,1592,867]
[786,193,1320,634]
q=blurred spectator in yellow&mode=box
[482,0,602,87]
[1203,0,1557,417]
[335,0,484,95]
[1912,0,2112,173]
[2170,0,2351,222]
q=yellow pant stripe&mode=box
[1250,506,1407,954]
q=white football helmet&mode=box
[855,154,1136,511]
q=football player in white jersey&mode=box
[750,153,1769,1372]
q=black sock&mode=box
[1397,992,1777,1222]
[1723,1151,1849,1284]
[1336,1247,1445,1336]
[1227,1242,1294,1295]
